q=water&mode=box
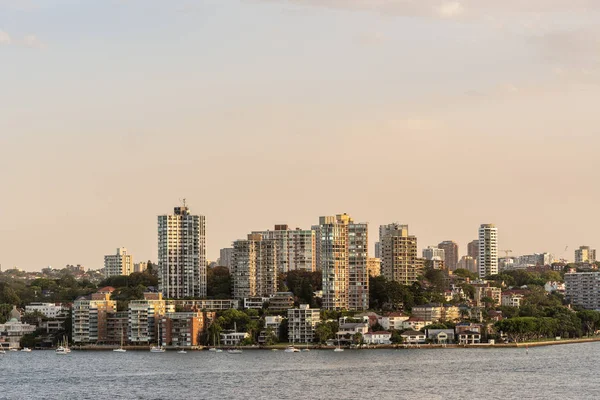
[1,344,598,400]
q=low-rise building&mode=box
[473,282,502,306]
[378,312,409,331]
[363,331,392,345]
[336,322,369,344]
[425,329,455,344]
[401,330,426,344]
[501,291,526,308]
[412,304,460,322]
[544,281,565,293]
[220,331,249,346]
[243,297,269,310]
[160,311,212,347]
[25,303,66,319]
[288,304,320,343]
[0,307,36,350]
[402,317,430,331]
[457,330,481,344]
[72,288,117,344]
[259,315,284,344]
[129,292,174,344]
[268,292,295,312]
[168,299,239,311]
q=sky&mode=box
[1,0,600,270]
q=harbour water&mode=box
[1,343,598,400]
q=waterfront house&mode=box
[288,304,320,343]
[378,312,410,331]
[336,322,369,344]
[501,290,527,308]
[0,307,36,350]
[363,331,392,345]
[402,317,430,331]
[425,329,455,344]
[401,330,426,344]
[458,330,481,344]
[220,331,250,346]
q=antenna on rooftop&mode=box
[179,198,187,208]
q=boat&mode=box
[9,348,18,352]
[215,348,223,353]
[227,349,243,354]
[177,349,187,354]
[21,347,32,352]
[150,346,166,353]
[209,333,220,352]
[113,327,127,352]
[56,336,71,354]
[284,345,301,353]
[0,349,6,354]
[333,337,344,352]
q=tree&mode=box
[577,310,600,337]
[21,311,46,326]
[390,330,404,344]
[207,266,232,299]
[453,269,478,281]
[0,304,12,324]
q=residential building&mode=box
[575,246,596,264]
[426,329,455,344]
[252,225,316,273]
[0,307,36,350]
[412,304,460,322]
[219,248,234,268]
[335,322,369,344]
[422,246,445,262]
[160,311,212,347]
[367,258,381,277]
[106,311,128,344]
[268,292,295,312]
[220,331,249,346]
[363,331,392,345]
[478,224,498,278]
[401,330,426,344]
[544,281,565,293]
[288,304,320,343]
[402,317,430,331]
[380,224,424,285]
[467,240,479,261]
[168,299,239,311]
[264,315,284,339]
[104,247,133,278]
[25,302,65,319]
[128,292,174,344]
[473,282,502,306]
[501,291,526,308]
[378,312,410,331]
[457,330,481,344]
[231,233,278,300]
[133,262,148,273]
[313,214,369,311]
[438,241,459,270]
[457,256,477,274]
[72,288,117,344]
[243,297,270,310]
[158,204,206,299]
[565,272,600,310]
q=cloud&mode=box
[21,34,44,48]
[356,31,388,46]
[436,2,464,18]
[0,29,45,49]
[0,30,11,45]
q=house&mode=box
[472,281,502,306]
[336,322,369,344]
[455,322,483,334]
[501,291,526,308]
[0,307,36,350]
[220,331,250,346]
[544,281,565,293]
[412,304,461,323]
[458,330,481,344]
[402,317,430,331]
[426,329,455,344]
[356,312,381,327]
[401,330,426,344]
[378,312,409,330]
[258,315,284,344]
[363,331,392,345]
[487,310,503,322]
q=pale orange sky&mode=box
[1,0,599,270]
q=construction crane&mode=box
[501,250,513,258]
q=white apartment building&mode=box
[158,205,206,298]
[104,247,133,278]
[25,302,65,319]
[0,307,35,350]
[565,272,600,310]
[478,224,498,278]
[72,291,117,344]
[288,304,321,343]
[252,225,316,273]
[218,248,234,268]
[422,246,445,261]
[134,262,148,273]
[231,233,278,300]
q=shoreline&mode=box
[59,337,600,351]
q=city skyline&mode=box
[2,0,599,270]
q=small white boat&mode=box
[20,348,32,352]
[302,348,310,352]
[113,348,127,353]
[227,349,243,354]
[177,350,187,354]
[284,346,301,353]
[215,349,223,353]
[0,349,6,354]
[55,346,69,355]
[150,346,166,353]
[333,347,344,352]
[9,348,18,352]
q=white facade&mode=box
[25,302,65,319]
[565,272,600,310]
[363,331,392,345]
[0,314,36,350]
[252,225,316,273]
[158,205,206,299]
[288,304,320,343]
[478,224,498,278]
[104,247,133,277]
[575,246,596,264]
[219,248,234,268]
[422,246,445,261]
